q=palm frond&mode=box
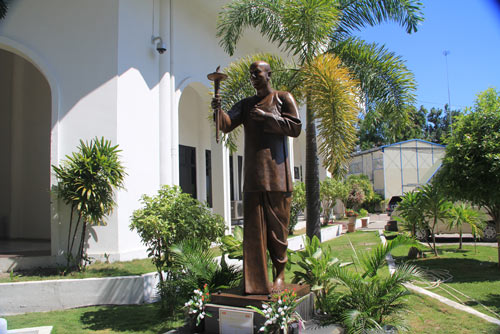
[170,239,241,292]
[301,53,360,176]
[216,0,286,56]
[330,37,416,113]
[334,0,424,37]
[360,235,416,278]
[217,0,341,63]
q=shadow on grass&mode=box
[80,303,184,333]
[397,257,500,283]
[465,293,500,316]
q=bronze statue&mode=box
[211,61,302,294]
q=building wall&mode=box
[383,140,445,200]
[0,0,317,261]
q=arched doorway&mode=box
[177,82,212,204]
[0,49,51,254]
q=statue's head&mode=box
[249,61,272,90]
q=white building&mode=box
[0,0,317,269]
[347,139,446,200]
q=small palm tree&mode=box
[448,203,485,250]
[327,235,421,333]
[217,0,422,240]
[53,137,126,270]
[419,183,451,256]
[394,190,425,237]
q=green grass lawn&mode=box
[0,258,158,283]
[284,231,381,281]
[406,293,500,334]
[392,242,500,320]
[5,231,500,333]
[4,303,184,334]
[1,246,222,283]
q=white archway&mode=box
[0,41,55,253]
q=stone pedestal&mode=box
[204,284,314,334]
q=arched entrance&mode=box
[177,82,212,204]
[0,49,51,254]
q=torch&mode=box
[207,66,228,143]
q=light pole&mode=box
[443,50,452,134]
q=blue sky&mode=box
[356,0,500,111]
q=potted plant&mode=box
[359,209,369,228]
[346,209,358,232]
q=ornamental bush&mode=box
[130,185,226,311]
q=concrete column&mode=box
[211,137,231,234]
[10,56,24,238]
[159,0,172,186]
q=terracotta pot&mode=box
[361,217,368,228]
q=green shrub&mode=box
[130,185,226,311]
[359,209,368,218]
[320,178,349,226]
[290,181,306,234]
[53,137,126,271]
[167,239,241,313]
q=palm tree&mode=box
[448,203,485,250]
[394,190,424,237]
[217,0,423,240]
[419,183,451,256]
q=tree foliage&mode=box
[448,203,485,250]
[393,190,424,237]
[130,185,226,309]
[216,0,422,240]
[320,178,348,224]
[436,87,500,267]
[290,181,306,234]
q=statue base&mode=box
[204,283,314,334]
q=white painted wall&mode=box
[0,0,316,262]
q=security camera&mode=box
[152,36,166,54]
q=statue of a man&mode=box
[212,61,302,294]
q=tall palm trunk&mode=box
[305,98,321,240]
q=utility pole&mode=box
[443,50,452,134]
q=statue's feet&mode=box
[271,277,285,294]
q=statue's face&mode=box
[249,62,271,90]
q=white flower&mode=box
[278,307,283,313]
[262,304,269,309]
[259,326,266,332]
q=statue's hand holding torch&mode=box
[207,66,227,143]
